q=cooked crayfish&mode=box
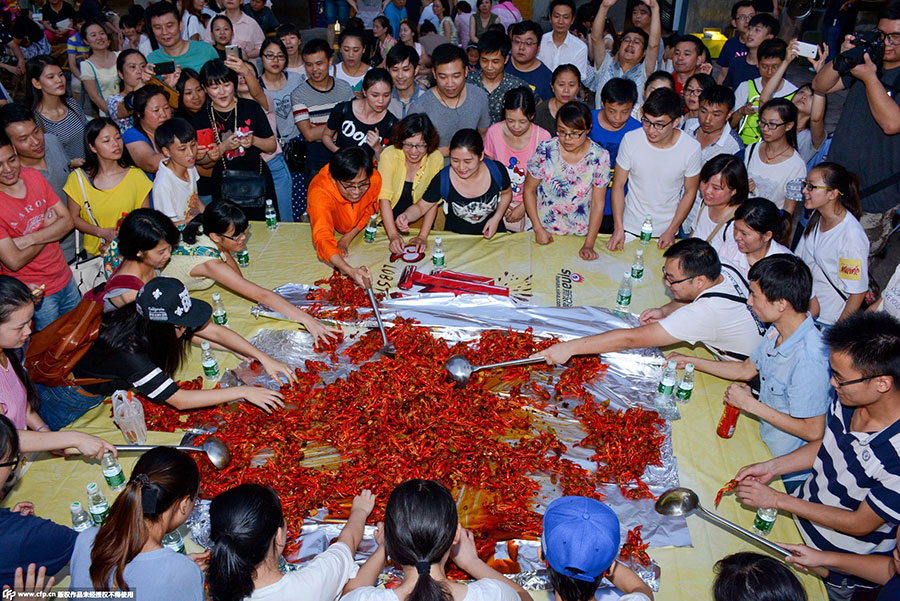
[715,479,738,508]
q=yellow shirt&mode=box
[376,145,444,208]
[64,168,152,255]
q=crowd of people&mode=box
[0,0,898,599]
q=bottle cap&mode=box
[70,502,82,512]
[265,198,273,206]
[636,249,643,256]
[624,271,631,278]
[102,450,113,458]
[87,482,99,493]
[201,341,210,350]
[435,236,443,243]
[686,363,694,370]
[667,360,676,368]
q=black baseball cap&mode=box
[135,277,212,328]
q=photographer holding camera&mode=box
[812,1,900,257]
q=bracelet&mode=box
[37,425,50,432]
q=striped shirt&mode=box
[75,347,180,405]
[795,398,900,559]
[291,78,353,127]
[34,97,86,163]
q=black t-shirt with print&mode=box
[325,100,398,158]
[422,159,510,235]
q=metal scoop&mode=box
[655,487,790,557]
[444,354,545,388]
[116,437,232,470]
[365,287,396,358]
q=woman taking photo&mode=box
[690,154,748,252]
[36,276,293,429]
[26,56,86,164]
[795,162,869,328]
[65,118,152,257]
[210,15,235,59]
[378,113,443,254]
[533,65,581,137]
[484,87,551,232]
[211,0,265,59]
[78,20,120,118]
[69,447,205,600]
[524,101,609,260]
[206,484,375,601]
[122,86,173,178]
[718,197,794,280]
[323,68,397,161]
[469,0,499,45]
[106,50,153,132]
[398,129,511,238]
[163,201,338,342]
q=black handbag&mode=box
[211,102,267,208]
[282,137,306,173]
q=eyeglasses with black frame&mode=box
[661,267,694,285]
[831,373,889,389]
[1,454,21,478]
[641,116,674,131]
[221,230,248,241]
[338,179,372,193]
[801,180,834,192]
[873,28,900,46]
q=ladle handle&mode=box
[365,288,390,346]
[474,357,545,372]
[697,505,791,557]
[116,445,201,452]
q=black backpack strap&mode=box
[697,290,768,336]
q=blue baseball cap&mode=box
[541,496,621,582]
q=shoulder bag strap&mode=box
[85,60,105,102]
[75,169,99,226]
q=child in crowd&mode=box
[722,12,778,89]
[152,118,202,225]
[713,553,807,601]
[466,43,481,71]
[732,38,797,145]
[608,87,702,250]
[716,1,755,85]
[542,496,654,601]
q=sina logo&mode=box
[555,269,583,307]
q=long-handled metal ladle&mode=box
[443,354,545,388]
[365,287,396,358]
[115,437,232,470]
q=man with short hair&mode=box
[308,147,382,289]
[466,31,536,123]
[507,21,554,101]
[408,44,490,156]
[813,3,900,257]
[731,38,797,144]
[383,0,409,42]
[589,0,660,109]
[671,35,709,93]
[0,132,76,330]
[723,12,778,88]
[735,311,900,601]
[386,45,427,119]
[537,0,588,77]
[717,1,756,84]
[536,238,764,364]
[292,39,354,181]
[145,2,218,73]
[244,0,279,36]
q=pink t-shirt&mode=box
[0,168,72,295]
[0,359,28,429]
[483,122,551,206]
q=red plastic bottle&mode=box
[717,404,740,439]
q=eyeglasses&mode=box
[831,373,888,389]
[221,231,248,241]
[683,87,704,96]
[1,454,21,476]
[873,29,900,46]
[801,180,834,192]
[641,117,674,131]
[402,142,427,151]
[558,129,587,140]
[513,39,538,47]
[621,35,645,46]
[339,179,371,193]
[262,53,286,60]
[758,120,786,130]
[661,267,694,285]
[734,14,754,22]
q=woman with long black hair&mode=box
[26,55,87,164]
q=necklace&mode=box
[436,88,463,110]
[762,142,791,163]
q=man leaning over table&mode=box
[734,311,900,601]
[308,147,382,290]
[534,238,764,365]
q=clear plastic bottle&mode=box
[201,341,219,380]
[432,236,445,270]
[640,215,653,245]
[265,199,277,230]
[162,529,187,554]
[363,214,378,243]
[616,272,632,313]
[235,249,250,267]
[70,501,92,532]
[631,248,644,280]
[654,360,680,420]
[753,507,777,535]
[675,363,695,403]
[211,292,228,326]
[86,482,110,525]
[101,451,126,492]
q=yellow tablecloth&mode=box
[2,223,826,600]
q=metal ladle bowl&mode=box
[443,354,545,388]
[655,487,790,557]
[116,437,232,470]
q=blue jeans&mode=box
[36,383,103,430]
[267,153,294,222]
[324,0,350,23]
[33,277,80,331]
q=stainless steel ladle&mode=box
[365,287,395,358]
[443,354,545,388]
[116,437,232,470]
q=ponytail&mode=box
[0,275,39,412]
[90,447,199,591]
[803,162,862,238]
[207,484,284,601]
[181,200,248,245]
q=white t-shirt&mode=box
[616,128,702,237]
[246,542,357,601]
[658,274,764,360]
[877,262,900,319]
[343,578,519,601]
[152,159,200,221]
[718,238,793,281]
[796,128,820,164]
[795,213,870,325]
[335,64,369,92]
[734,77,798,111]
[744,142,806,210]
[691,204,735,254]
[182,13,204,40]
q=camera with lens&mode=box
[833,29,885,75]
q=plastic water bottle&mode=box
[640,215,653,245]
[265,199,277,230]
[86,482,110,525]
[615,272,632,313]
[654,360,680,420]
[631,248,644,280]
[675,363,695,403]
[235,249,250,267]
[70,501,93,532]
[753,507,778,535]
[162,529,187,554]
[201,341,219,380]
[211,292,228,326]
[432,236,445,270]
[364,214,378,243]
[101,451,126,492]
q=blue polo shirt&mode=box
[751,317,833,485]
